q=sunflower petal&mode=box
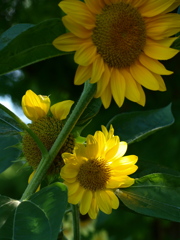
[110,68,126,107]
[144,38,179,60]
[74,64,92,85]
[130,61,160,90]
[139,53,173,75]
[80,190,93,215]
[53,33,84,52]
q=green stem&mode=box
[71,204,81,240]
[21,82,97,200]
[0,103,48,157]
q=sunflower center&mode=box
[22,116,74,175]
[77,159,111,192]
[92,2,146,69]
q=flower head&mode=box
[22,89,74,121]
[61,125,138,219]
[22,90,74,175]
[53,0,180,108]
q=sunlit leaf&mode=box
[107,104,174,144]
[0,183,68,240]
[0,195,20,229]
[117,173,180,222]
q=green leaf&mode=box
[0,183,68,240]
[0,18,67,76]
[0,108,22,135]
[28,182,67,240]
[77,97,102,126]
[0,195,20,229]
[0,108,21,173]
[0,135,21,173]
[106,104,174,144]
[117,173,180,222]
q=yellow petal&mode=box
[112,155,138,167]
[119,176,135,188]
[95,191,112,214]
[74,42,97,66]
[136,83,146,106]
[86,135,99,159]
[94,131,106,156]
[68,186,85,204]
[156,37,178,47]
[110,68,126,107]
[106,190,119,209]
[139,53,173,75]
[106,178,123,188]
[115,141,128,158]
[113,165,138,175]
[59,0,95,29]
[130,61,159,90]
[74,64,92,85]
[101,83,112,109]
[80,190,93,215]
[138,0,175,17]
[121,68,141,102]
[62,15,92,39]
[160,1,180,14]
[22,90,50,121]
[85,0,105,14]
[90,55,105,84]
[131,0,146,8]
[144,38,179,60]
[88,196,99,219]
[95,63,111,98]
[60,165,79,178]
[53,33,84,52]
[146,14,180,40]
[152,73,167,92]
[66,181,80,195]
[50,100,74,120]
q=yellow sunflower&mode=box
[53,0,180,108]
[22,89,74,122]
[22,90,75,177]
[60,125,138,219]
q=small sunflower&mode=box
[53,0,180,108]
[22,90,74,176]
[61,125,138,219]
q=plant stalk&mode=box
[21,82,97,200]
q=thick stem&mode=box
[71,204,81,240]
[21,82,97,200]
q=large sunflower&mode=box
[61,125,138,219]
[53,0,180,108]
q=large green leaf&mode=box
[0,108,21,173]
[107,104,174,144]
[0,195,20,229]
[117,173,180,222]
[0,183,68,240]
[0,18,67,76]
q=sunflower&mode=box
[60,125,138,219]
[53,0,180,108]
[22,90,74,176]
